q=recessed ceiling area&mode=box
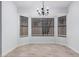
[14,1,72,17]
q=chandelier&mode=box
[37,1,49,16]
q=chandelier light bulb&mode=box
[37,1,49,16]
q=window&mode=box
[32,18,54,36]
[58,16,66,37]
[20,16,28,37]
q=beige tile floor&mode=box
[5,44,79,57]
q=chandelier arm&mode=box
[37,1,49,16]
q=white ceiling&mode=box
[14,1,72,17]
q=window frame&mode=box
[20,16,28,37]
[32,18,54,36]
[58,16,66,37]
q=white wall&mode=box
[2,1,19,56]
[3,1,79,56]
[18,12,67,45]
[67,2,79,53]
[1,1,67,56]
[18,7,67,46]
[29,17,66,45]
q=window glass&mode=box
[32,18,54,36]
[58,16,66,37]
[20,16,28,37]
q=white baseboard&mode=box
[2,43,29,57]
[56,42,67,46]
[2,46,17,57]
[29,42,55,44]
[29,42,79,54]
[2,43,79,56]
[1,42,67,57]
[16,43,29,48]
[67,45,79,54]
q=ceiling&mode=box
[14,1,72,17]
